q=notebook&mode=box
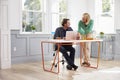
[65,31,78,40]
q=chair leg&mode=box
[54,57,65,67]
[61,60,65,65]
[53,52,65,67]
[54,59,65,67]
[53,52,55,56]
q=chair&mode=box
[52,45,66,67]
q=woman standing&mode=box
[78,13,94,66]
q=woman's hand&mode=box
[82,17,87,23]
[82,16,90,25]
[76,32,81,40]
[85,19,90,25]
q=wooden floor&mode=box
[0,58,120,80]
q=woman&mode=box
[78,13,93,66]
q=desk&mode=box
[41,39,103,74]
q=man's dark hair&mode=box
[61,18,70,26]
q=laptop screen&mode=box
[65,31,77,40]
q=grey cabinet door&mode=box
[91,38,114,60]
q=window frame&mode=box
[51,0,68,33]
[94,0,115,34]
[20,0,68,34]
[20,0,49,34]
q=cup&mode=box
[82,35,86,40]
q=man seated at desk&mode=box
[53,18,78,70]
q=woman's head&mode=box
[82,13,90,23]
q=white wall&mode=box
[67,0,87,31]
[115,0,120,29]
[8,0,87,31]
[9,0,21,29]
[8,0,120,30]
[86,0,120,30]
[86,0,95,20]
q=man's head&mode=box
[61,18,70,27]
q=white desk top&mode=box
[41,39,103,43]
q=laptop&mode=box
[65,31,78,40]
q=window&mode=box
[51,0,67,33]
[59,0,67,25]
[95,0,114,34]
[22,0,46,32]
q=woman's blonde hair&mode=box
[83,13,90,21]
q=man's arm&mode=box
[53,28,60,39]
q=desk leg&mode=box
[41,42,45,70]
[80,43,83,66]
[88,41,100,69]
[57,44,60,73]
[50,50,58,71]
[41,42,60,74]
[80,41,101,69]
[97,41,100,68]
[50,44,60,73]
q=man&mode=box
[54,18,78,70]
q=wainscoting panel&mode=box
[11,30,51,64]
[11,30,120,64]
[91,35,115,60]
[114,30,120,60]
[11,34,27,57]
[29,37,49,55]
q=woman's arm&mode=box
[85,20,94,34]
[78,20,85,35]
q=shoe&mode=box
[73,65,78,71]
[82,62,90,67]
[66,65,72,70]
